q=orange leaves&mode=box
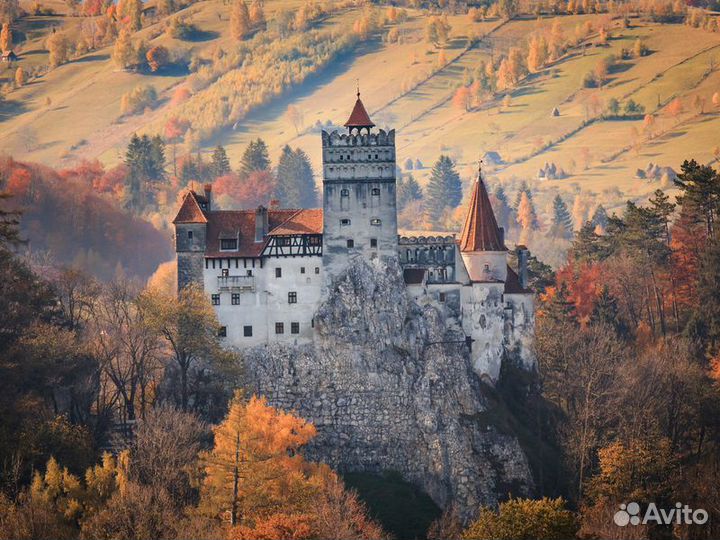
[214,171,276,209]
[146,45,169,73]
[556,259,604,324]
[452,86,472,112]
[229,513,315,540]
[6,168,32,199]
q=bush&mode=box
[166,18,197,40]
[462,497,577,540]
[120,85,158,115]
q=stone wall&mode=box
[242,258,533,520]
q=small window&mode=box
[222,269,229,277]
[341,188,350,196]
[218,326,227,338]
[275,322,284,335]
[374,153,379,159]
[340,219,351,226]
[220,238,238,250]
[315,267,320,274]
[311,318,315,328]
[275,267,282,278]
[231,293,240,305]
[288,292,297,304]
[277,237,291,246]
[246,269,253,276]
[370,238,377,248]
[211,294,220,305]
[439,292,446,303]
[309,236,322,246]
[347,239,354,248]
[291,322,300,334]
[371,188,381,196]
[188,230,193,239]
[300,267,306,274]
[371,218,382,226]
[243,325,253,337]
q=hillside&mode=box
[1,1,719,264]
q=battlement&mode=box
[321,129,396,148]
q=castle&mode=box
[173,93,535,382]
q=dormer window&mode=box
[371,218,382,226]
[220,238,238,251]
[371,188,381,196]
[341,188,350,196]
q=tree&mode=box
[211,145,231,179]
[667,97,683,119]
[143,285,237,412]
[452,86,472,111]
[122,0,142,31]
[461,497,577,540]
[287,104,304,135]
[527,34,548,73]
[0,0,19,24]
[498,0,519,19]
[249,0,265,28]
[275,145,317,208]
[47,31,70,68]
[231,0,251,41]
[548,194,573,239]
[713,91,720,109]
[425,155,462,227]
[674,159,720,240]
[607,97,620,115]
[397,174,423,210]
[517,191,536,244]
[424,16,451,48]
[146,45,169,72]
[633,38,648,57]
[200,391,317,525]
[0,22,11,52]
[113,28,136,69]
[14,66,24,87]
[239,138,270,177]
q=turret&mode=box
[173,190,208,291]
[459,167,508,284]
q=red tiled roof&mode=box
[505,266,531,294]
[172,191,207,224]
[206,209,296,258]
[269,209,323,236]
[459,178,505,252]
[344,95,375,128]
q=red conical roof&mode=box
[172,191,208,224]
[459,176,506,252]
[344,92,375,128]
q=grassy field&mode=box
[1,2,719,229]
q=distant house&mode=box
[1,51,18,63]
[482,151,504,165]
[551,107,560,117]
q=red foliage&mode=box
[670,208,706,310]
[82,0,103,16]
[0,158,171,280]
[214,170,276,209]
[170,86,192,107]
[164,117,189,141]
[59,160,105,187]
[94,164,129,196]
[555,258,604,324]
[229,513,315,540]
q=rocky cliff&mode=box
[242,257,533,519]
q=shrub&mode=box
[120,85,158,115]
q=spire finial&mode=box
[356,78,360,99]
[477,157,483,180]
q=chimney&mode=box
[516,245,529,289]
[203,184,212,212]
[255,206,269,242]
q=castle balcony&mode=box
[217,275,255,292]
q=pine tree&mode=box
[240,138,270,177]
[249,0,265,28]
[591,285,629,338]
[231,0,251,41]
[425,155,462,227]
[211,144,231,178]
[275,146,317,208]
[397,174,423,210]
[548,194,573,239]
[492,185,512,231]
[590,204,608,230]
[674,159,720,241]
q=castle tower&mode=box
[173,185,211,291]
[459,168,509,383]
[321,90,398,280]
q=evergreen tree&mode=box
[425,155,462,226]
[548,194,573,239]
[591,285,629,338]
[397,174,423,210]
[275,146,317,208]
[674,159,720,241]
[211,144,231,178]
[124,134,166,209]
[493,185,512,231]
[590,204,608,230]
[240,138,270,177]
